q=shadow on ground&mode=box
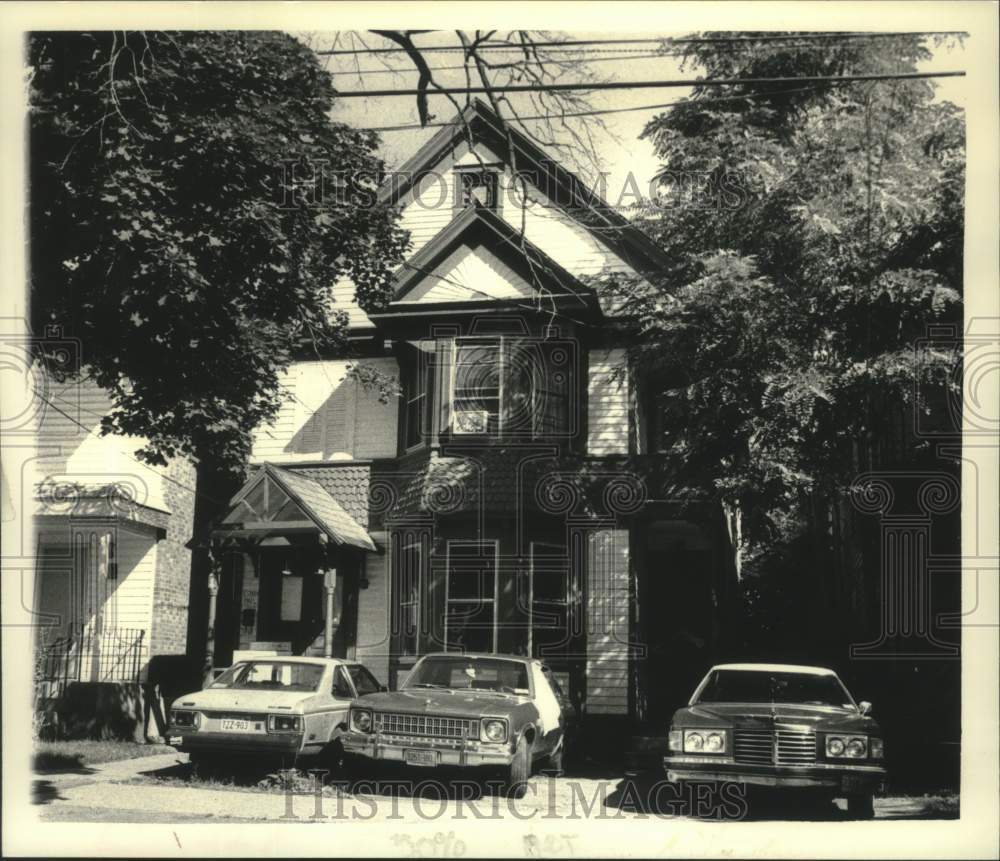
[32,780,68,805]
[32,752,96,776]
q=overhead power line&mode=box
[356,84,822,132]
[315,31,965,56]
[333,71,964,99]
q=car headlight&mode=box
[171,710,199,729]
[705,732,726,753]
[668,730,683,751]
[267,714,302,733]
[351,709,373,733]
[846,737,867,758]
[826,735,868,758]
[683,731,704,752]
[870,737,884,759]
[481,719,507,743]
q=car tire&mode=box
[500,736,531,799]
[847,793,875,820]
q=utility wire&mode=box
[355,84,821,132]
[316,31,966,56]
[332,71,964,99]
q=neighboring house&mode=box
[32,378,196,707]
[203,100,741,729]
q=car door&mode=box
[307,664,357,746]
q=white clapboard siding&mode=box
[36,380,175,513]
[329,137,646,328]
[35,525,157,678]
[353,534,390,685]
[586,528,630,715]
[587,349,630,456]
[250,358,399,464]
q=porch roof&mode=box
[213,463,376,551]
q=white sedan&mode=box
[168,656,385,765]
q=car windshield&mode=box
[403,656,530,695]
[694,670,854,708]
[209,661,325,692]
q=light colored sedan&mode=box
[168,656,385,764]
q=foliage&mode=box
[600,34,964,543]
[30,31,409,470]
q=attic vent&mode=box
[455,166,500,212]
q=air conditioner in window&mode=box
[453,408,490,434]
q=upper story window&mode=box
[454,166,500,211]
[449,337,571,439]
[403,354,431,450]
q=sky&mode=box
[304,31,968,209]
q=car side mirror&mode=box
[858,701,872,716]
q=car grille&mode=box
[373,713,479,739]
[733,729,817,765]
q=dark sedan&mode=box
[664,663,887,818]
[342,652,575,797]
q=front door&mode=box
[255,549,358,657]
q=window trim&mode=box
[395,538,424,657]
[403,350,430,453]
[443,539,500,653]
[453,164,502,212]
[527,541,570,658]
[450,337,505,437]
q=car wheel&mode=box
[499,735,531,799]
[846,793,875,820]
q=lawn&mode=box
[34,740,175,772]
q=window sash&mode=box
[448,337,570,439]
[528,541,571,658]
[444,540,499,653]
[395,539,423,656]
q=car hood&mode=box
[173,687,318,713]
[355,689,526,718]
[674,703,878,733]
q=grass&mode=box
[34,740,175,772]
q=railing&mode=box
[34,626,146,699]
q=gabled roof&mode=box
[378,99,670,281]
[216,463,375,551]
[379,202,601,319]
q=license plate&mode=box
[168,736,182,746]
[221,718,262,733]
[404,749,439,767]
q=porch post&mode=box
[203,567,220,686]
[323,568,337,658]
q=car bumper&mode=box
[168,729,304,756]
[664,756,887,792]
[342,731,514,768]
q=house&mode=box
[202,101,743,731]
[31,374,196,735]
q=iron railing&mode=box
[35,626,146,698]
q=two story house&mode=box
[207,101,741,730]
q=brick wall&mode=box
[148,456,196,659]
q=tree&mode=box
[29,31,408,472]
[600,33,964,545]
